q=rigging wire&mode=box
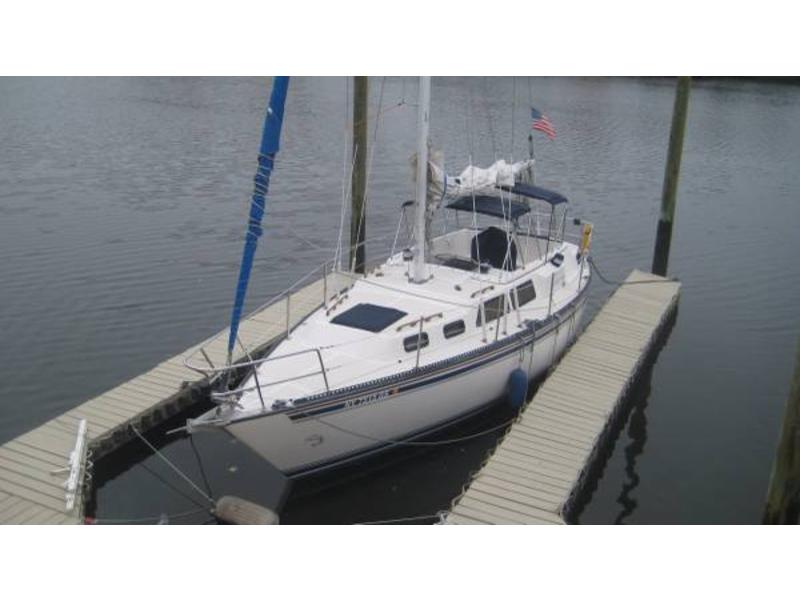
[335,77,407,271]
[131,425,216,508]
[189,434,214,500]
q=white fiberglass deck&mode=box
[225,239,586,419]
[445,269,681,525]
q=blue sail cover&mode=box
[227,77,290,362]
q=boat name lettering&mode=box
[345,389,390,409]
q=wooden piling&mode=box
[763,337,800,524]
[652,76,691,277]
[350,76,368,274]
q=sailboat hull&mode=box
[225,297,586,477]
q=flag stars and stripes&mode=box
[531,107,556,140]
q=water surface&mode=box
[1,77,798,523]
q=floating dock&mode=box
[0,272,348,525]
[445,269,681,524]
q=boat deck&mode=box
[444,269,681,524]
[0,273,347,525]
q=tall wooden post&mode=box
[652,76,691,277]
[350,76,368,274]
[764,337,800,524]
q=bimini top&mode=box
[500,183,568,206]
[446,195,531,220]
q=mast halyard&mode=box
[412,76,431,283]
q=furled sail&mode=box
[227,77,290,365]
[429,158,536,200]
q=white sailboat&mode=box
[185,77,592,477]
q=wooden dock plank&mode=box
[0,498,33,523]
[0,495,25,516]
[446,269,680,524]
[445,511,492,525]
[0,447,67,476]
[491,448,577,482]
[465,489,565,523]
[0,474,67,512]
[509,424,596,454]
[515,413,600,443]
[477,474,564,507]
[5,504,52,525]
[486,455,576,491]
[15,429,75,457]
[478,466,571,497]
[4,440,68,467]
[21,506,66,525]
[0,464,66,499]
[499,439,588,470]
[470,479,561,513]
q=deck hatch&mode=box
[330,303,408,332]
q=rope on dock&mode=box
[588,256,679,286]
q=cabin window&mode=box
[330,303,407,332]
[403,332,430,352]
[476,295,508,326]
[443,319,466,339]
[512,281,537,308]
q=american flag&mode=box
[531,107,556,140]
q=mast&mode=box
[350,76,368,274]
[412,76,431,283]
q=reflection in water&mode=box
[614,381,650,524]
[571,310,673,525]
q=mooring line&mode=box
[139,461,208,510]
[356,511,446,525]
[131,425,216,508]
[87,507,209,525]
[588,256,679,286]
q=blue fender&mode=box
[507,368,528,409]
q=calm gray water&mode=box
[1,77,799,524]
